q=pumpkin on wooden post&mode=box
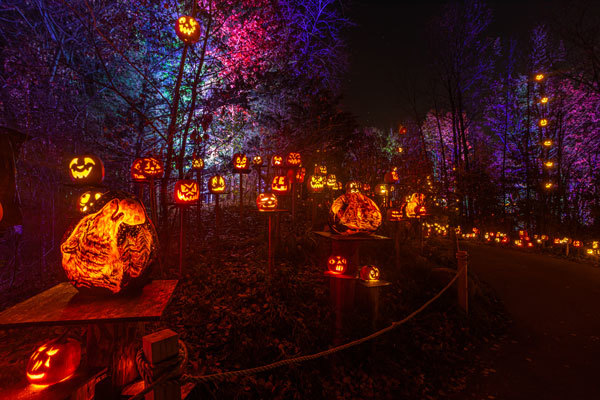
[175,16,201,44]
[271,175,290,194]
[68,154,104,185]
[327,255,348,275]
[26,336,82,387]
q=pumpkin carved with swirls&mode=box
[329,192,382,235]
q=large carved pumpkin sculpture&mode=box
[26,337,81,386]
[61,191,158,295]
[329,192,382,235]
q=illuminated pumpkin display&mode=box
[272,155,283,167]
[232,153,250,173]
[26,337,81,386]
[326,174,337,188]
[329,192,382,235]
[335,181,343,191]
[68,155,104,185]
[346,181,361,194]
[78,191,104,214]
[174,180,199,204]
[327,255,347,274]
[387,208,403,222]
[208,175,226,194]
[384,168,399,184]
[316,165,327,175]
[256,193,278,211]
[375,184,388,196]
[61,191,157,295]
[130,158,147,182]
[192,156,204,171]
[404,193,426,218]
[141,157,164,179]
[359,265,380,281]
[252,156,263,166]
[286,152,301,167]
[399,125,407,135]
[308,175,325,193]
[362,183,371,192]
[573,240,582,248]
[295,167,306,183]
[271,175,290,194]
[175,16,201,44]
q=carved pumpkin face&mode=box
[573,240,582,247]
[329,193,382,235]
[327,255,347,274]
[308,175,325,193]
[141,157,164,179]
[175,16,201,44]
[131,158,147,182]
[252,156,263,166]
[405,193,426,218]
[78,191,104,214]
[61,191,158,295]
[359,265,380,281]
[272,155,283,167]
[192,157,204,171]
[384,168,399,184]
[387,208,403,222]
[26,337,81,386]
[209,175,226,194]
[286,152,301,167]
[271,176,290,194]
[256,193,278,211]
[326,174,337,188]
[68,155,104,185]
[233,153,250,172]
[375,184,388,196]
[346,181,361,194]
[317,165,327,175]
[362,183,371,192]
[174,180,199,204]
[295,167,306,183]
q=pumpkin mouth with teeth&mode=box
[61,192,157,294]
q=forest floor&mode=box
[0,205,507,399]
[453,242,600,400]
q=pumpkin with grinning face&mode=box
[209,175,226,194]
[232,153,250,173]
[61,191,158,295]
[359,265,380,281]
[271,175,290,194]
[175,16,201,44]
[271,155,283,167]
[78,191,104,214]
[26,337,81,386]
[69,155,104,185]
[256,193,278,211]
[286,152,301,167]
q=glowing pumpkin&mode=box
[131,158,147,182]
[252,156,263,166]
[271,175,290,194]
[359,265,380,281]
[208,175,226,194]
[192,156,204,171]
[175,16,201,44]
[68,155,104,185]
[573,240,582,248]
[316,165,327,175]
[326,174,337,188]
[174,180,199,204]
[61,191,158,295]
[286,152,301,167]
[232,153,250,173]
[327,255,347,274]
[26,337,81,386]
[404,193,426,218]
[329,192,382,235]
[141,157,164,179]
[308,175,325,193]
[384,168,399,184]
[295,167,306,183]
[375,184,388,196]
[78,191,104,214]
[346,181,361,194]
[256,193,278,211]
[272,155,283,167]
[387,208,403,222]
[362,183,371,192]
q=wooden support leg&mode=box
[456,250,468,314]
[142,329,181,400]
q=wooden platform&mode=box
[0,280,178,329]
[313,231,391,242]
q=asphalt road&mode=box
[461,243,600,400]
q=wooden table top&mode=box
[313,231,391,241]
[0,280,178,329]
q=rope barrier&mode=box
[130,266,464,399]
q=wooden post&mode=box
[394,222,401,270]
[214,195,220,239]
[291,182,296,222]
[149,178,158,226]
[179,207,184,276]
[196,171,202,234]
[456,250,468,313]
[267,213,273,279]
[142,329,180,400]
[239,172,243,217]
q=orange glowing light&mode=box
[26,338,81,386]
[544,161,554,168]
[256,193,278,211]
[543,140,552,147]
[535,73,544,81]
[175,16,201,44]
[359,265,380,281]
[539,118,548,127]
[174,180,199,204]
[544,182,553,189]
[327,255,347,274]
[208,175,226,194]
[540,97,549,104]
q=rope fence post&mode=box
[456,250,468,314]
[142,330,181,400]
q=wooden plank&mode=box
[0,280,178,329]
[313,231,391,241]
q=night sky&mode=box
[341,0,551,130]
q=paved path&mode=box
[460,243,600,400]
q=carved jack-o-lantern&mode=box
[359,265,380,281]
[26,337,81,386]
[175,16,201,44]
[252,156,263,167]
[295,167,306,183]
[174,180,199,204]
[286,152,301,167]
[329,192,382,235]
[346,181,361,194]
[256,193,278,211]
[61,191,158,295]
[131,158,147,182]
[78,191,104,214]
[308,175,325,193]
[384,168,399,184]
[271,175,290,194]
[192,156,204,171]
[272,155,283,167]
[316,165,327,175]
[141,157,164,179]
[68,155,104,185]
[326,174,337,188]
[375,184,389,196]
[362,183,371,192]
[404,193,426,218]
[327,255,347,275]
[208,175,226,194]
[232,153,250,173]
[387,208,403,222]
